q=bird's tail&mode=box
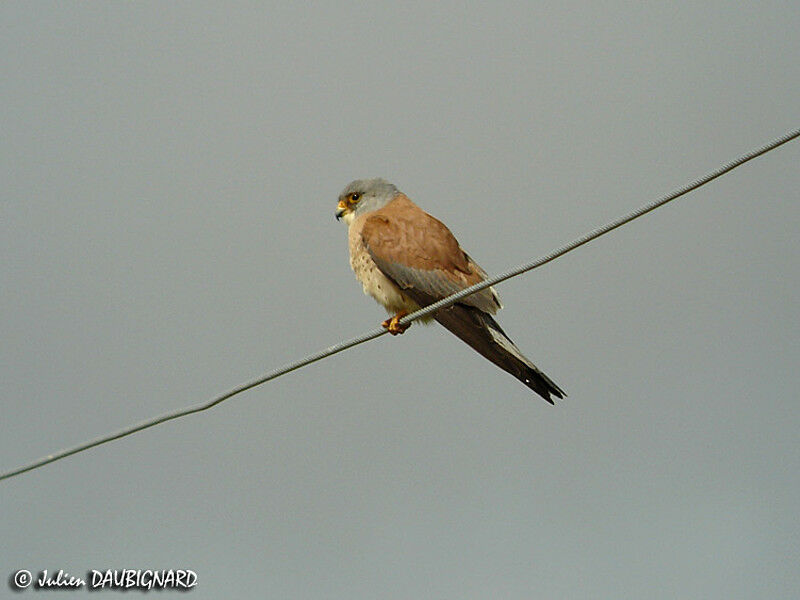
[434,304,566,404]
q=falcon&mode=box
[335,178,565,404]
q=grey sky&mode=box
[2,2,798,598]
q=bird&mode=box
[335,178,565,404]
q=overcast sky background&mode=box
[2,3,798,598]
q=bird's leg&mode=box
[381,311,410,335]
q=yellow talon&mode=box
[381,311,410,335]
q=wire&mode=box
[2,127,798,482]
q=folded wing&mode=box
[361,197,565,403]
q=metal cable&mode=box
[2,127,797,482]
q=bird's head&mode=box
[336,178,399,225]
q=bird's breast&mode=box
[348,220,419,315]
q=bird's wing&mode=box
[361,196,565,403]
[360,196,501,314]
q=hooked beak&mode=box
[335,199,348,221]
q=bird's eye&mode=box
[350,193,360,202]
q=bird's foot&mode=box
[381,311,410,335]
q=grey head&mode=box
[336,178,400,222]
